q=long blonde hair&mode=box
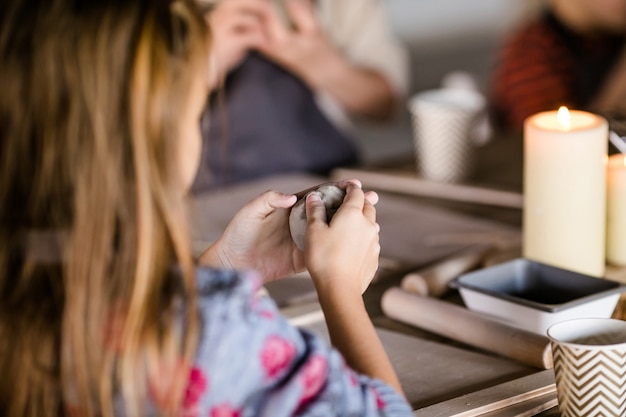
[0,1,209,416]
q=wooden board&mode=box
[479,393,557,417]
[412,370,555,417]
[331,168,524,209]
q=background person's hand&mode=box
[205,0,270,89]
[255,0,397,120]
[256,0,343,90]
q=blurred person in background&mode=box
[488,0,626,133]
[193,0,409,190]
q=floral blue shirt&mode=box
[177,267,413,417]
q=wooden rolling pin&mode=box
[381,288,553,369]
[400,245,492,297]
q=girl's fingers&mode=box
[362,198,377,224]
[245,190,297,218]
[305,192,327,225]
[364,190,379,206]
[335,178,362,190]
[292,179,358,200]
[339,182,365,212]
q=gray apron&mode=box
[192,52,359,191]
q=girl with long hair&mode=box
[0,0,412,416]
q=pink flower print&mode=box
[348,371,359,387]
[260,335,296,379]
[183,367,209,409]
[298,355,328,407]
[210,403,242,417]
[250,293,275,319]
[259,309,275,320]
[372,388,386,410]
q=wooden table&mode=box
[333,132,525,227]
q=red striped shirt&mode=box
[489,11,625,130]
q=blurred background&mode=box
[356,0,543,164]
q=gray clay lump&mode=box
[289,185,346,250]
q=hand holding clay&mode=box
[289,184,346,250]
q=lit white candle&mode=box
[607,154,626,266]
[523,107,608,276]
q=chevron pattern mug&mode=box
[548,318,626,416]
[407,88,486,183]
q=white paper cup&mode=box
[547,318,626,416]
[408,88,486,183]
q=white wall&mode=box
[386,0,527,48]
[384,0,537,92]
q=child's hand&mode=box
[197,179,378,286]
[198,190,304,282]
[304,181,380,296]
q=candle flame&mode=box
[557,106,570,130]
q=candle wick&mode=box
[609,131,626,154]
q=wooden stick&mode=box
[381,288,553,369]
[331,168,523,208]
[401,245,492,297]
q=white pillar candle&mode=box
[523,108,608,277]
[607,154,626,266]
